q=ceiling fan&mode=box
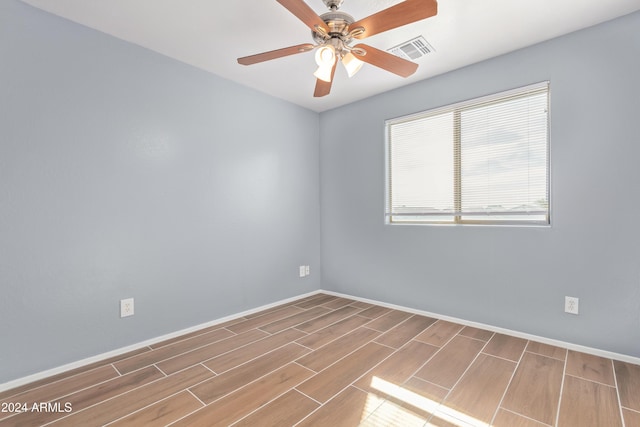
[237,0,438,97]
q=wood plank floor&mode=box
[1,293,639,426]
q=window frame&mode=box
[385,82,550,227]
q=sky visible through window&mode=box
[389,89,548,224]
[460,94,548,219]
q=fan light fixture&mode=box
[341,52,363,78]
[313,45,336,82]
[314,42,364,81]
[315,45,336,67]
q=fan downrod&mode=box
[322,0,344,10]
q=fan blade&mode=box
[352,44,418,77]
[277,0,330,33]
[313,61,337,97]
[238,43,314,65]
[350,0,437,39]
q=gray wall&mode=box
[320,11,640,358]
[0,0,320,383]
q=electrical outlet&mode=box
[305,265,310,276]
[565,296,579,315]
[120,298,134,318]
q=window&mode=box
[385,82,549,225]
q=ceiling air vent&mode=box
[387,36,435,61]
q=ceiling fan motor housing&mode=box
[312,11,355,44]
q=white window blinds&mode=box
[386,82,549,225]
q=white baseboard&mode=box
[3,288,638,393]
[320,289,640,366]
[0,290,322,393]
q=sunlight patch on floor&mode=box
[360,399,427,426]
[366,376,491,427]
[359,389,386,424]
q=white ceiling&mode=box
[19,0,640,112]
